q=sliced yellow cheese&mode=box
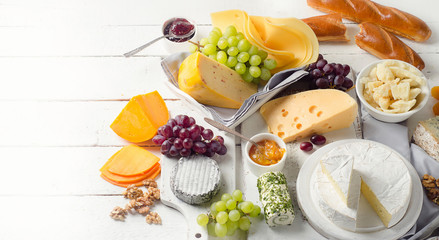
[178,52,257,109]
[211,10,319,73]
[260,89,358,142]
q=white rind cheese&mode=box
[170,155,221,205]
[320,155,361,209]
[316,166,357,231]
[316,142,412,231]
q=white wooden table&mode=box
[0,0,438,239]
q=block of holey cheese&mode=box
[260,89,358,142]
[413,116,439,162]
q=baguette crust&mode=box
[355,22,425,70]
[302,14,348,42]
[307,0,431,42]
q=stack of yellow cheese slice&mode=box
[211,10,319,73]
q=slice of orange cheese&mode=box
[211,10,319,73]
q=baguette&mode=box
[355,22,425,70]
[302,14,348,42]
[307,0,431,42]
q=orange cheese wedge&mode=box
[107,145,160,177]
[110,91,169,143]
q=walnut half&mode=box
[110,206,128,221]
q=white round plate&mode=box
[296,139,423,240]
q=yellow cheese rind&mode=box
[260,89,358,142]
[178,52,257,109]
[211,10,319,73]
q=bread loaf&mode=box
[413,116,439,162]
[302,14,348,42]
[307,0,431,42]
[355,22,425,70]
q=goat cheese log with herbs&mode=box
[257,172,295,226]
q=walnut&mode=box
[123,184,144,200]
[436,178,439,188]
[422,174,436,189]
[427,188,439,201]
[110,206,128,221]
[146,212,162,225]
[143,179,158,188]
[147,187,160,201]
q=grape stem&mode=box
[188,40,203,48]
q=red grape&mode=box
[311,69,322,79]
[334,64,344,75]
[193,141,207,154]
[204,148,215,157]
[300,142,313,152]
[316,78,329,89]
[217,144,227,155]
[152,135,166,145]
[214,136,224,145]
[316,59,327,70]
[173,138,183,150]
[209,140,222,153]
[334,75,345,86]
[188,125,201,140]
[162,125,173,138]
[179,128,190,139]
[173,125,182,137]
[310,134,326,145]
[343,64,351,76]
[182,138,193,149]
[188,117,196,126]
[161,140,172,154]
[323,64,334,74]
[201,129,214,140]
[169,146,179,157]
[167,119,177,128]
[180,148,191,157]
[317,54,323,61]
[342,78,353,89]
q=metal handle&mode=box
[123,35,168,57]
[203,118,258,146]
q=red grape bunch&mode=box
[152,115,227,158]
[307,54,354,91]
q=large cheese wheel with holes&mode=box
[260,89,358,142]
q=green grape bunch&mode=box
[190,25,278,85]
[196,189,262,237]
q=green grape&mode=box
[263,59,277,70]
[215,223,228,237]
[237,39,251,52]
[221,193,233,202]
[189,44,198,53]
[227,36,239,47]
[210,210,218,218]
[237,52,250,63]
[216,211,228,224]
[217,38,228,50]
[249,55,262,66]
[248,45,259,56]
[238,217,251,231]
[241,201,254,214]
[252,77,261,85]
[202,43,217,55]
[257,50,268,60]
[232,189,243,202]
[241,70,254,83]
[260,67,271,81]
[236,32,245,41]
[249,205,261,217]
[249,66,261,78]
[223,25,237,38]
[197,213,209,226]
[210,202,217,212]
[226,220,239,236]
[216,51,227,64]
[228,209,241,222]
[226,56,238,68]
[208,53,217,61]
[211,27,222,36]
[208,32,221,45]
[234,63,246,75]
[227,46,239,56]
[207,222,217,236]
[237,202,243,210]
[226,199,237,210]
[200,38,209,46]
[215,201,227,212]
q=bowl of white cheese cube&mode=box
[356,59,429,123]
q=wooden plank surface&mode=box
[0,0,438,239]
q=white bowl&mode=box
[244,133,287,176]
[355,59,429,123]
[161,17,198,54]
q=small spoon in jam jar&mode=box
[123,17,195,57]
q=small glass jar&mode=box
[161,17,198,54]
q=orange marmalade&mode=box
[249,140,285,166]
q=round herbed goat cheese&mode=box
[170,155,221,205]
[257,172,294,227]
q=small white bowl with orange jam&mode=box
[244,133,287,176]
